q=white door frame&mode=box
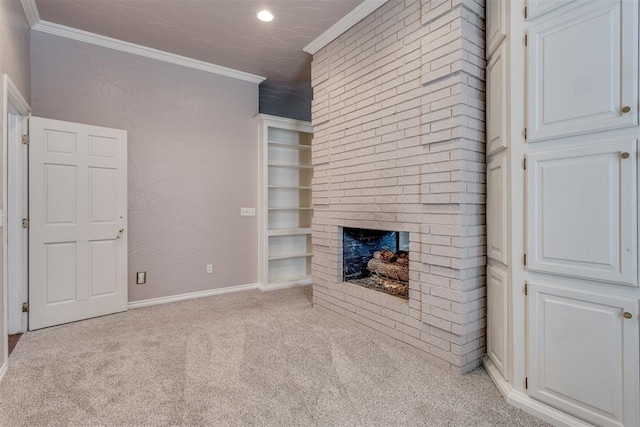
[2,74,30,362]
[6,91,29,334]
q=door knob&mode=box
[623,312,633,319]
[116,228,125,240]
[621,152,630,159]
[621,106,631,113]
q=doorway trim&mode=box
[2,74,30,372]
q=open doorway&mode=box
[3,74,30,361]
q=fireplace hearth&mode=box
[343,228,410,299]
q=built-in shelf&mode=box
[268,252,313,261]
[268,185,311,189]
[268,141,311,150]
[268,162,313,169]
[268,206,313,210]
[268,228,312,237]
[258,114,314,290]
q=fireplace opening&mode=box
[342,227,410,299]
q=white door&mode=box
[527,0,638,142]
[528,282,640,427]
[29,117,127,330]
[526,139,637,286]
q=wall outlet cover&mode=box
[240,207,256,216]
[136,271,146,285]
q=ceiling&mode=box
[34,0,363,85]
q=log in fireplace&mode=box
[342,227,410,299]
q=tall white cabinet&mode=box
[256,114,313,290]
[485,1,640,426]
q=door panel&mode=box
[526,140,637,286]
[30,117,128,330]
[487,0,506,58]
[527,0,638,142]
[528,282,639,427]
[487,153,508,265]
[487,264,508,378]
[487,43,507,155]
[527,0,577,20]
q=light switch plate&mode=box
[240,207,255,216]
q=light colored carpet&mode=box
[0,287,548,426]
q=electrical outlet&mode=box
[136,271,146,285]
[206,264,213,274]
[240,207,255,216]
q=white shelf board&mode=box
[268,252,313,261]
[268,162,313,169]
[268,206,313,210]
[268,228,312,237]
[268,141,311,150]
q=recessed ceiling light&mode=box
[257,10,274,22]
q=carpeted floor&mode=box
[0,287,548,426]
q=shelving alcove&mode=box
[256,114,313,290]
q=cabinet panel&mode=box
[526,0,576,20]
[527,140,637,286]
[487,43,508,155]
[527,0,638,142]
[487,153,508,265]
[487,264,509,378]
[528,283,639,427]
[487,0,506,58]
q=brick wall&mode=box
[310,0,486,372]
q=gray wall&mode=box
[0,0,30,366]
[259,81,312,122]
[31,32,260,303]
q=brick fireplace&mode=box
[310,0,486,372]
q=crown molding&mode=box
[19,0,40,28]
[32,20,266,84]
[303,0,390,55]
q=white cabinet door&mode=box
[528,282,639,427]
[29,117,128,330]
[526,140,637,286]
[487,153,508,265]
[526,0,576,21]
[487,264,509,378]
[487,0,506,58]
[527,0,638,142]
[487,43,508,156]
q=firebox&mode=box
[342,227,410,299]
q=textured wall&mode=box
[31,32,259,303]
[259,82,312,122]
[0,0,31,100]
[0,0,30,368]
[310,0,486,372]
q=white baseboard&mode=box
[0,362,7,384]
[128,283,259,309]
[257,279,312,292]
[483,357,590,427]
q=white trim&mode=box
[303,0,390,54]
[2,74,31,369]
[257,279,312,292]
[127,283,260,309]
[32,21,266,84]
[0,362,7,384]
[483,357,591,427]
[19,0,40,28]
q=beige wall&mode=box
[32,32,260,303]
[0,0,30,367]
